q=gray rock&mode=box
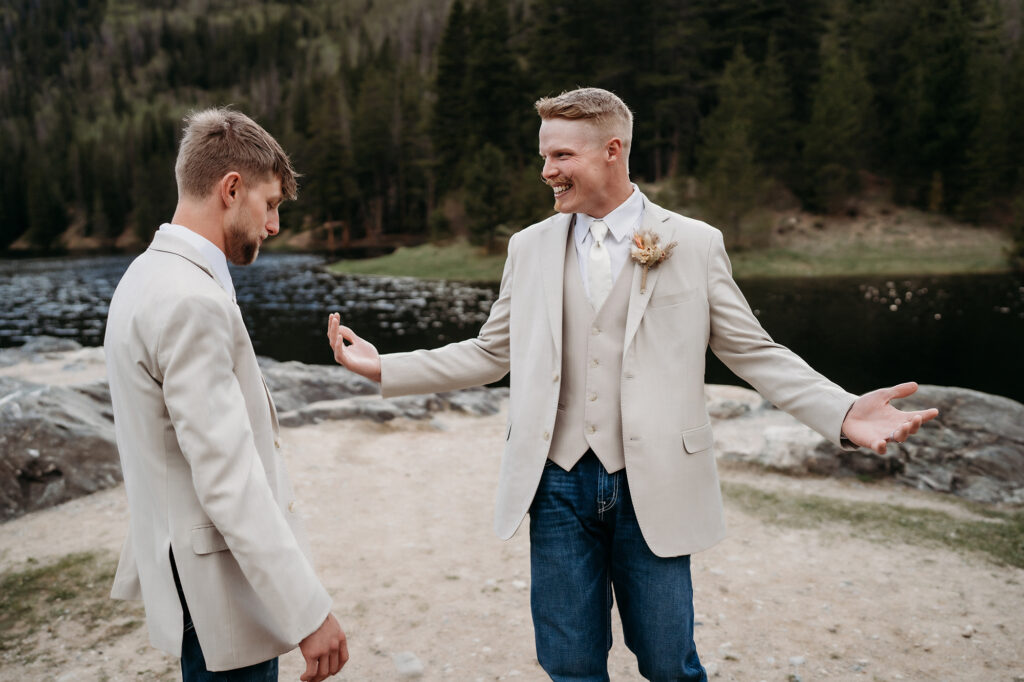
[0,376,120,521]
[258,357,379,412]
[707,399,751,420]
[1,349,509,519]
[0,336,84,367]
[20,336,84,354]
[392,651,424,677]
[714,384,1024,505]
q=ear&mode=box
[606,138,624,163]
[218,171,243,208]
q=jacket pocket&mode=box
[191,524,229,555]
[648,287,698,309]
[681,422,714,454]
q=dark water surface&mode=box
[1,253,1022,402]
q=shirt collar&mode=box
[573,184,645,246]
[158,223,236,300]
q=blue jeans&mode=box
[171,550,279,681]
[529,452,706,681]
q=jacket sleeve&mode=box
[705,231,857,445]
[157,293,331,645]
[380,233,517,398]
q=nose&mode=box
[541,157,559,180]
[266,208,280,235]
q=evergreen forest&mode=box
[1,0,1022,258]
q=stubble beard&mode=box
[224,215,260,266]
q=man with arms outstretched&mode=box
[328,88,936,681]
[106,108,347,681]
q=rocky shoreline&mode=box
[1,336,1022,522]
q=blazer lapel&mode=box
[623,200,675,355]
[148,231,218,283]
[539,213,573,358]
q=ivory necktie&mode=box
[588,219,613,310]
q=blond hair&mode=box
[534,87,634,156]
[174,108,298,200]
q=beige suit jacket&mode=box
[104,231,331,671]
[382,197,857,557]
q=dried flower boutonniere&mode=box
[630,229,677,293]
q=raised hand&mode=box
[841,382,939,455]
[327,312,382,382]
[298,613,348,682]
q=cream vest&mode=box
[548,228,632,473]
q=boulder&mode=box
[257,357,379,412]
[0,336,83,368]
[709,384,1024,505]
[0,376,120,521]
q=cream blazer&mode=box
[382,197,857,557]
[104,232,331,671]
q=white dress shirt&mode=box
[158,223,236,301]
[573,185,645,299]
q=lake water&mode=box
[1,253,1022,402]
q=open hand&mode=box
[298,613,348,682]
[327,312,382,382]
[841,382,939,455]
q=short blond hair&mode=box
[175,108,298,200]
[535,87,634,156]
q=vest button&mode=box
[552,372,559,382]
[588,393,597,402]
[590,359,599,368]
[591,326,601,335]
[587,424,597,434]
[542,431,550,441]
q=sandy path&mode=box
[2,407,1023,681]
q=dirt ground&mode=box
[2,405,1023,682]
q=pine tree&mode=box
[801,27,873,212]
[697,46,767,246]
[432,0,469,190]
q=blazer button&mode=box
[288,501,296,513]
[542,431,550,441]
[591,326,601,336]
[590,359,599,368]
[552,372,559,382]
[587,424,597,434]
[588,393,598,402]
[274,437,282,448]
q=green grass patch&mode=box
[729,242,1011,278]
[0,552,143,662]
[326,229,1010,283]
[328,240,507,282]
[722,482,1024,569]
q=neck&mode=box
[587,178,634,219]
[170,198,227,253]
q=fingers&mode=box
[300,655,318,682]
[915,407,940,423]
[317,653,330,682]
[329,650,341,676]
[327,313,339,343]
[886,381,919,401]
[339,633,350,669]
[336,324,358,345]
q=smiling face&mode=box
[538,117,629,219]
[224,174,283,266]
